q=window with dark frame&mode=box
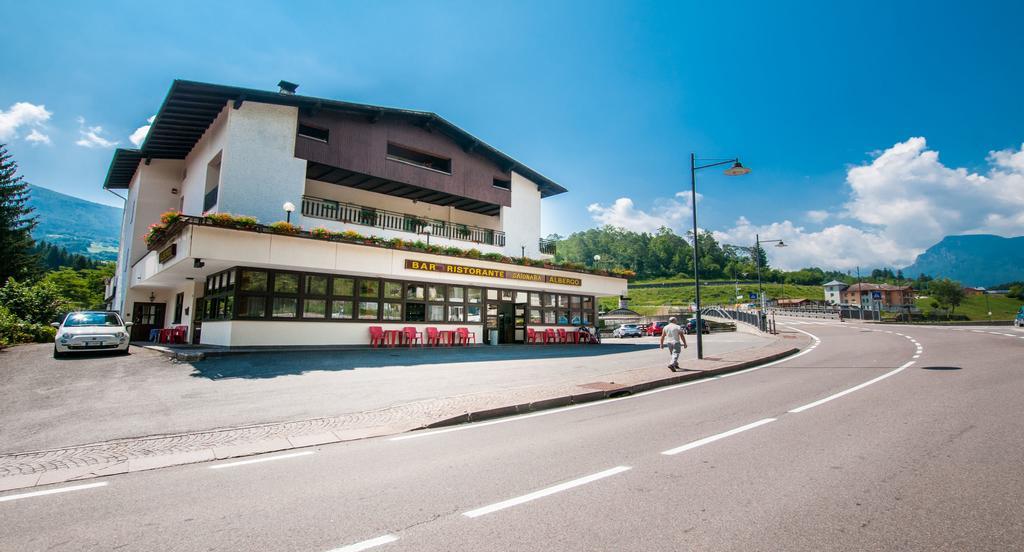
[297,123,329,143]
[200,267,597,327]
[493,178,511,190]
[386,142,452,174]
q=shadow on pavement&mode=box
[920,366,962,371]
[189,343,659,380]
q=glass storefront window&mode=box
[383,302,402,320]
[501,290,513,301]
[240,270,267,292]
[428,285,446,301]
[383,281,403,299]
[582,297,593,309]
[571,312,581,324]
[359,279,379,298]
[274,273,299,294]
[529,293,541,307]
[467,305,482,322]
[487,289,498,301]
[543,293,556,307]
[406,284,425,300]
[529,309,542,324]
[406,302,425,322]
[570,295,581,307]
[467,288,482,304]
[333,277,354,296]
[428,304,445,322]
[558,295,569,308]
[272,297,298,318]
[582,311,591,324]
[515,291,528,303]
[306,275,328,296]
[238,296,266,318]
[303,299,326,318]
[359,301,379,319]
[558,310,570,324]
[449,286,465,302]
[331,300,353,319]
[448,304,465,322]
[543,310,556,324]
[486,303,498,316]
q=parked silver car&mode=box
[612,324,643,338]
[52,311,132,358]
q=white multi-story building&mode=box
[823,280,847,305]
[105,79,627,346]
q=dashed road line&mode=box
[462,466,632,518]
[661,418,776,455]
[327,534,399,552]
[208,450,315,470]
[0,481,107,503]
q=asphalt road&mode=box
[2,323,1022,551]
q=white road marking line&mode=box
[397,327,824,441]
[1001,334,1017,337]
[661,418,776,455]
[0,482,107,503]
[972,330,986,333]
[913,355,920,359]
[789,361,916,413]
[208,450,315,469]
[327,534,399,552]
[462,466,631,518]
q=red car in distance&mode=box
[646,321,669,336]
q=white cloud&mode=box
[805,210,829,223]
[587,191,701,233]
[129,115,155,147]
[25,128,51,145]
[75,117,119,148]
[0,102,52,142]
[590,137,1024,271]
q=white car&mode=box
[612,324,643,338]
[52,311,132,358]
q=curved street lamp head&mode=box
[723,160,751,176]
[282,201,296,213]
[422,224,433,234]
[775,240,787,248]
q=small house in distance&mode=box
[823,280,847,305]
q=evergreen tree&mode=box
[0,144,39,282]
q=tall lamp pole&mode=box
[690,154,751,359]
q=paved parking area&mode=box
[0,333,771,454]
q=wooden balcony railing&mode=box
[301,195,506,247]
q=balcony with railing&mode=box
[301,195,506,247]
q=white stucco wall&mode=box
[501,172,544,258]
[217,102,307,224]
[200,321,482,347]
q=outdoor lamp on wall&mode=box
[421,224,433,246]
[283,201,296,223]
[149,292,156,302]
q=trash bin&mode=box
[489,329,499,345]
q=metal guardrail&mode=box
[703,306,771,333]
[301,195,506,247]
[538,238,556,255]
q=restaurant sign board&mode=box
[405,260,582,287]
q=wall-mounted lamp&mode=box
[148,292,156,302]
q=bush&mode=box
[0,305,57,348]
[482,252,505,262]
[464,248,482,259]
[204,212,237,227]
[0,278,71,325]
[159,210,182,225]
[310,227,331,239]
[233,215,258,229]
[268,221,301,235]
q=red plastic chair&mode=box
[544,328,556,344]
[527,328,538,344]
[425,327,441,346]
[403,326,423,347]
[457,327,476,345]
[557,328,568,344]
[369,326,385,348]
[171,325,188,344]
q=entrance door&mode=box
[497,303,516,344]
[131,302,166,341]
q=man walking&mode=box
[659,316,688,371]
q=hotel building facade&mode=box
[103,80,628,346]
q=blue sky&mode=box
[3,0,1023,269]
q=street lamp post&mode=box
[282,201,296,224]
[690,154,751,360]
[421,224,433,246]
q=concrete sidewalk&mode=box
[0,330,808,491]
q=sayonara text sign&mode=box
[405,260,582,287]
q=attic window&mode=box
[386,142,451,174]
[493,178,511,190]
[298,123,329,143]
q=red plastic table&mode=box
[438,330,456,346]
[383,329,403,347]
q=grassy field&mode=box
[601,280,823,314]
[915,294,1024,321]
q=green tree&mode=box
[0,277,71,324]
[929,278,966,318]
[0,144,39,282]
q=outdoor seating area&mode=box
[368,326,598,347]
[527,328,598,345]
[149,326,189,344]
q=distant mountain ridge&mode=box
[902,234,1024,287]
[26,185,122,262]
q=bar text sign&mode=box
[405,260,582,287]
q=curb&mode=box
[424,347,800,428]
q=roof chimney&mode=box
[277,80,299,95]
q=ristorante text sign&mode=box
[405,260,582,287]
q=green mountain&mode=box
[26,185,122,261]
[902,234,1024,287]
